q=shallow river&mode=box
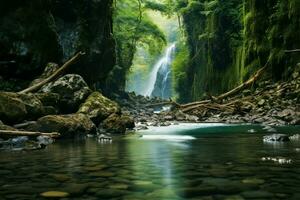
[0,124,300,200]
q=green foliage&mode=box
[111,0,167,91]
[172,41,190,101]
[177,0,300,101]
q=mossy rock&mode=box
[17,93,45,120]
[0,92,27,124]
[78,91,120,124]
[34,93,60,107]
[40,74,92,113]
[102,113,135,134]
[33,114,96,138]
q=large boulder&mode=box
[17,93,45,119]
[102,113,135,134]
[31,114,96,138]
[78,92,120,124]
[0,92,52,123]
[40,74,92,113]
[0,92,27,124]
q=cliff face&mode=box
[0,0,115,90]
[180,0,300,101]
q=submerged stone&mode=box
[242,178,265,185]
[40,191,69,198]
[263,134,290,142]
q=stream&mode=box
[0,124,300,199]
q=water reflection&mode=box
[0,124,299,199]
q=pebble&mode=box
[40,191,69,198]
[242,178,265,185]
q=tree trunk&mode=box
[19,51,85,94]
[0,130,60,138]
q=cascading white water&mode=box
[143,43,176,97]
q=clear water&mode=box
[1,124,300,200]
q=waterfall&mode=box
[143,43,176,98]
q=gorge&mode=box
[0,0,299,199]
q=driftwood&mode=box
[178,64,269,113]
[19,51,86,94]
[213,65,267,101]
[284,49,300,53]
[0,130,60,138]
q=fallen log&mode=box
[284,49,300,53]
[213,65,267,101]
[180,100,211,109]
[179,62,269,114]
[19,51,86,94]
[0,130,60,138]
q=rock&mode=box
[17,93,45,119]
[261,157,292,164]
[0,136,44,150]
[32,114,96,138]
[290,134,300,140]
[174,110,187,121]
[37,136,54,145]
[0,123,17,131]
[0,92,27,124]
[242,178,265,185]
[102,114,135,134]
[186,114,199,122]
[247,129,256,133]
[34,93,60,107]
[164,115,174,121]
[241,191,273,199]
[30,63,60,86]
[135,123,148,130]
[292,71,299,79]
[277,109,295,121]
[40,191,69,198]
[78,92,120,124]
[258,99,266,106]
[40,74,91,112]
[263,134,290,142]
[64,183,89,196]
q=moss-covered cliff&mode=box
[0,0,115,90]
[177,0,300,102]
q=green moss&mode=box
[177,0,300,101]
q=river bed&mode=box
[0,124,300,199]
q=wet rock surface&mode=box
[112,92,200,127]
[0,92,27,124]
[263,134,290,142]
[1,127,300,200]
[78,92,120,124]
[101,113,135,134]
[29,114,96,138]
[0,135,53,151]
[40,74,91,113]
